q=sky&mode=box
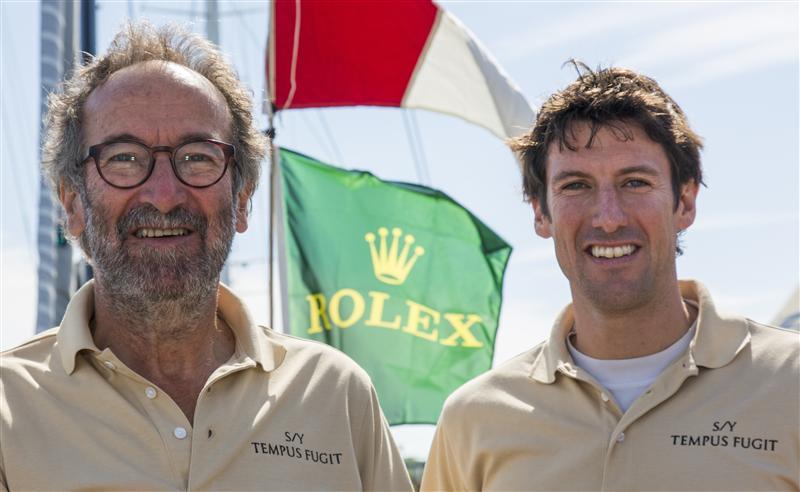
[1,0,798,459]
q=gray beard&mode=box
[80,192,236,334]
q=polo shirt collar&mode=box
[217,282,285,372]
[530,279,751,383]
[679,279,751,369]
[58,280,101,374]
[58,280,286,375]
[530,303,575,384]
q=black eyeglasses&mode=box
[82,138,236,189]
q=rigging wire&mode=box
[188,0,197,22]
[229,6,268,90]
[2,41,36,258]
[1,112,35,258]
[409,110,431,184]
[231,7,265,51]
[297,111,335,163]
[4,46,37,198]
[316,110,344,164]
[402,110,431,185]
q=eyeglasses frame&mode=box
[81,138,236,189]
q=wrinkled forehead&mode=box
[82,61,233,144]
[85,60,231,121]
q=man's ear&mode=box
[532,197,552,239]
[59,181,86,237]
[235,184,253,234]
[675,180,699,231]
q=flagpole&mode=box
[267,116,276,329]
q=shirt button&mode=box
[174,427,188,439]
[617,432,626,443]
[601,392,610,402]
[144,387,157,399]
[102,361,116,370]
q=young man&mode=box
[421,63,799,491]
[0,22,412,491]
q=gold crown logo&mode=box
[364,227,424,285]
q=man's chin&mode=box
[94,255,222,304]
[575,277,655,314]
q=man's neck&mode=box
[570,284,696,360]
[91,281,235,422]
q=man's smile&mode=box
[588,244,639,259]
[134,227,191,239]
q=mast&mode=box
[203,0,233,287]
[36,0,79,332]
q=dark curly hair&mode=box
[510,60,704,217]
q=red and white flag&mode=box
[268,0,534,140]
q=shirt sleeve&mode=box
[420,413,470,492]
[0,457,7,492]
[354,384,414,491]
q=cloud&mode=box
[495,3,709,62]
[617,4,798,88]
[496,3,797,89]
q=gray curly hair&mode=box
[42,20,266,201]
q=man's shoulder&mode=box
[1,328,66,421]
[0,327,60,372]
[441,340,548,420]
[259,328,374,385]
[745,319,799,366]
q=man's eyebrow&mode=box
[100,133,146,144]
[551,165,662,184]
[616,165,661,177]
[97,133,218,145]
[551,170,592,184]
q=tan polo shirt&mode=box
[0,281,412,491]
[421,280,800,491]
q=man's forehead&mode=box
[545,121,662,158]
[83,60,233,143]
[544,122,669,178]
[87,61,228,110]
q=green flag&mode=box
[279,148,512,425]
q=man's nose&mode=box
[137,154,188,214]
[591,186,628,233]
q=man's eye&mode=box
[182,153,212,162]
[109,153,138,162]
[624,179,649,188]
[562,182,588,191]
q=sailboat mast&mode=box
[36,0,79,333]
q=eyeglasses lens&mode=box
[175,141,227,187]
[97,142,151,188]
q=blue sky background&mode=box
[2,0,798,458]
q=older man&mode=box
[0,22,411,491]
[421,63,799,491]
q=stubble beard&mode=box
[572,248,678,316]
[575,265,656,315]
[569,229,675,316]
[80,192,236,335]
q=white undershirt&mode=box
[567,320,697,412]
